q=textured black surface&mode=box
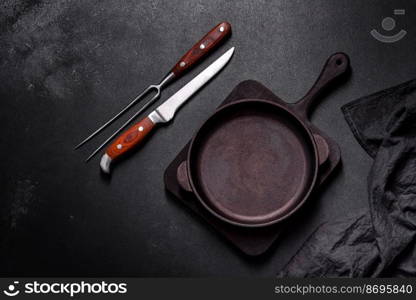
[1,0,415,276]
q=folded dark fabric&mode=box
[278,78,416,277]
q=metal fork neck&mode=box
[157,72,175,89]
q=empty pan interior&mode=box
[189,100,318,226]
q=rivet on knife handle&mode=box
[170,22,231,77]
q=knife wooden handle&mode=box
[171,22,231,78]
[105,117,156,160]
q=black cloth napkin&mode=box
[278,79,416,277]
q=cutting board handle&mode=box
[177,161,193,192]
[294,52,350,118]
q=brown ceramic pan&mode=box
[176,53,349,227]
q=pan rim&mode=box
[186,98,320,227]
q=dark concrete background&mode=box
[1,0,415,276]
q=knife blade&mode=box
[75,22,232,150]
[100,47,235,173]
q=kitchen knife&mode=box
[100,47,235,173]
